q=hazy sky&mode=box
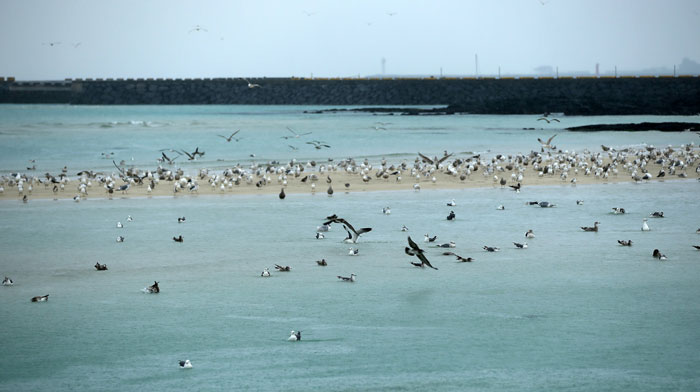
[1,0,698,80]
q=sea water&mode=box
[0,105,699,391]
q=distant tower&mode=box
[595,63,599,78]
[475,54,479,78]
[381,57,386,76]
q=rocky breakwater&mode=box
[1,76,699,115]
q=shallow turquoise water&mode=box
[1,105,699,391]
[1,181,699,391]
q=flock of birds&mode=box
[3,140,699,371]
[3,135,697,206]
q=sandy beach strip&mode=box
[1,159,696,201]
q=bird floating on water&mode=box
[337,273,356,282]
[288,330,302,341]
[642,219,651,231]
[261,268,271,277]
[525,229,535,238]
[652,249,667,260]
[31,294,49,302]
[581,222,600,232]
[513,242,528,249]
[3,276,14,286]
[650,211,664,218]
[446,211,456,220]
[94,262,108,271]
[483,246,500,252]
[145,281,160,293]
[618,240,633,246]
[179,360,193,369]
[612,207,626,214]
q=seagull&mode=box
[116,221,123,228]
[537,134,558,149]
[446,211,456,220]
[405,236,438,270]
[417,152,452,166]
[242,78,261,88]
[127,215,133,222]
[42,42,61,47]
[2,276,14,286]
[444,252,474,262]
[538,201,555,208]
[178,217,186,223]
[483,246,500,252]
[218,130,240,142]
[179,360,193,369]
[525,229,535,238]
[31,294,49,302]
[447,199,456,206]
[513,242,528,249]
[160,152,179,165]
[323,215,372,243]
[652,249,667,260]
[317,223,331,232]
[348,247,359,256]
[173,235,184,242]
[337,273,356,282]
[581,222,600,232]
[316,259,327,266]
[145,281,160,293]
[261,268,271,277]
[537,118,560,124]
[382,207,391,215]
[618,240,633,246]
[496,205,505,210]
[612,207,626,214]
[315,232,324,239]
[576,200,584,205]
[642,219,651,231]
[275,264,291,272]
[307,140,331,149]
[189,25,208,33]
[282,127,311,139]
[650,211,664,218]
[436,241,456,248]
[401,225,409,232]
[94,262,108,271]
[424,234,437,242]
[116,236,124,242]
[288,330,302,341]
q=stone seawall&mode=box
[1,76,699,115]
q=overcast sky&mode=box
[1,0,698,80]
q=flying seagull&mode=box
[537,134,558,149]
[323,214,372,243]
[218,130,240,142]
[281,126,312,139]
[418,152,452,166]
[242,78,261,88]
[189,25,208,33]
[405,236,438,270]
